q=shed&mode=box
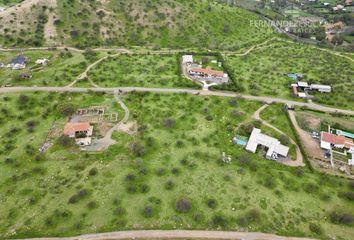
[182,55,193,64]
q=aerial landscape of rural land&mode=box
[0,0,353,240]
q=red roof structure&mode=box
[191,67,225,78]
[64,122,91,136]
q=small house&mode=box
[310,84,331,93]
[320,132,354,150]
[345,0,353,5]
[63,122,93,146]
[9,55,28,70]
[246,128,289,160]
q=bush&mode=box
[330,210,354,225]
[339,191,354,201]
[175,198,192,213]
[210,214,228,228]
[89,167,98,176]
[309,223,323,235]
[207,199,218,209]
[129,141,145,157]
[143,206,154,218]
[58,135,74,147]
[114,207,125,216]
[87,201,97,209]
[57,102,76,116]
[165,180,174,190]
[163,118,176,128]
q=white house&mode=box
[35,58,49,65]
[310,84,331,93]
[297,82,309,88]
[246,128,289,159]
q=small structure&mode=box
[245,128,289,160]
[233,136,248,146]
[297,81,309,89]
[189,66,229,84]
[63,122,93,146]
[287,73,303,81]
[20,73,32,79]
[310,84,331,93]
[182,55,193,64]
[333,4,344,11]
[298,92,307,98]
[345,0,353,5]
[35,58,49,65]
[291,85,298,96]
[8,55,28,70]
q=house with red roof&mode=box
[320,132,354,150]
[63,122,93,146]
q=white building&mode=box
[310,84,331,93]
[246,128,289,159]
[182,55,193,64]
[297,82,309,88]
[35,58,49,65]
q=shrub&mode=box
[164,180,174,190]
[163,118,176,128]
[129,141,145,157]
[246,208,261,222]
[87,201,97,209]
[309,223,323,235]
[58,135,74,147]
[175,198,192,213]
[171,167,180,175]
[140,184,150,193]
[155,168,166,176]
[210,214,228,228]
[57,102,76,116]
[143,206,154,218]
[114,207,125,216]
[88,167,98,176]
[339,191,354,201]
[330,210,354,225]
[207,199,218,209]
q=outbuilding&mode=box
[310,84,331,93]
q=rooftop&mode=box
[64,122,91,136]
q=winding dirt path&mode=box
[19,230,317,240]
[253,104,304,167]
[288,110,324,161]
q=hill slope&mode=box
[0,0,275,49]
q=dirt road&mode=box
[19,230,317,240]
[288,110,324,161]
[253,104,304,167]
[1,86,353,116]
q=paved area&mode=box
[18,230,317,240]
[253,104,304,167]
[1,87,353,116]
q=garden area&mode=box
[224,40,354,109]
[0,50,104,87]
[88,54,198,88]
[0,92,353,239]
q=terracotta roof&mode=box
[191,67,225,78]
[64,122,91,135]
[321,132,336,144]
[321,132,354,148]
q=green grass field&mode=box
[0,92,353,239]
[88,54,198,88]
[224,40,354,109]
[1,0,275,49]
[0,50,104,86]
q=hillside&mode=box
[0,0,275,49]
